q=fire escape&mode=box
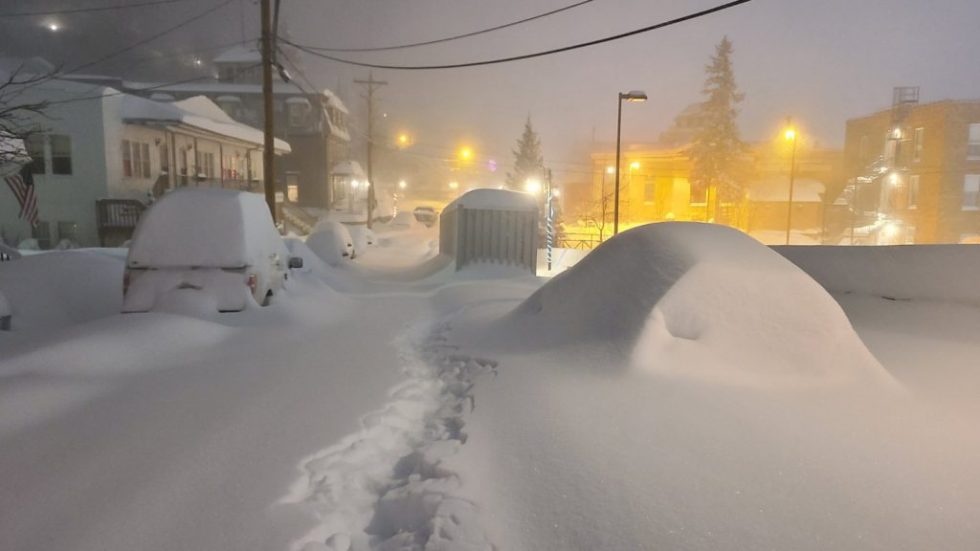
[841,86,919,244]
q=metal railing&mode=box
[95,199,147,246]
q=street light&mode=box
[525,178,542,195]
[615,90,647,235]
[397,133,410,148]
[784,117,799,245]
[398,179,407,190]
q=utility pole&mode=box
[260,0,277,223]
[354,72,387,229]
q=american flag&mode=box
[4,165,38,227]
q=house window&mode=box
[50,134,72,175]
[968,124,980,160]
[122,140,151,178]
[963,175,980,210]
[287,99,310,127]
[912,127,924,163]
[122,140,132,177]
[25,134,45,174]
[908,175,919,209]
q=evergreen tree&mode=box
[690,36,746,220]
[506,116,545,190]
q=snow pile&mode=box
[775,244,980,304]
[506,222,890,388]
[128,188,287,269]
[0,250,124,335]
[445,188,538,211]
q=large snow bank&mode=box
[504,223,890,388]
[775,244,980,304]
[0,251,123,335]
[128,188,287,269]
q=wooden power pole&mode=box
[354,72,387,229]
[260,0,277,223]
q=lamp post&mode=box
[784,118,798,245]
[615,90,648,235]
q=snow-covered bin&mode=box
[439,189,538,273]
[0,290,10,331]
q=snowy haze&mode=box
[4,0,980,179]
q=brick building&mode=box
[842,96,980,244]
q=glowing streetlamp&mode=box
[398,179,407,190]
[458,146,473,162]
[46,22,61,32]
[784,117,799,245]
[397,133,410,148]
[525,178,542,195]
[615,90,647,235]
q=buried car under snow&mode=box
[122,188,302,313]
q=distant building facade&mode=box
[0,78,288,248]
[842,94,980,244]
[575,143,841,244]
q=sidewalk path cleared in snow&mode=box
[281,320,496,551]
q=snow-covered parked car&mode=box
[346,224,375,253]
[307,220,355,265]
[412,205,438,227]
[122,188,302,313]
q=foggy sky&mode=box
[5,0,980,185]
[283,0,980,182]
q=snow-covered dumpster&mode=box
[439,189,538,273]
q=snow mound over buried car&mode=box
[506,222,894,389]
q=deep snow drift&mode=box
[436,223,980,551]
[501,222,891,388]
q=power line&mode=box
[0,0,195,18]
[300,0,597,53]
[285,0,752,70]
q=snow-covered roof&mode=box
[446,189,539,212]
[331,160,366,179]
[213,44,261,64]
[121,94,290,153]
[320,88,349,114]
[747,178,825,203]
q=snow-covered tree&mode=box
[690,36,746,220]
[506,117,545,190]
[0,65,50,167]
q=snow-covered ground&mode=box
[1,222,978,550]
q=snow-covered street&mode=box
[2,222,980,551]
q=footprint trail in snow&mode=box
[281,321,496,551]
